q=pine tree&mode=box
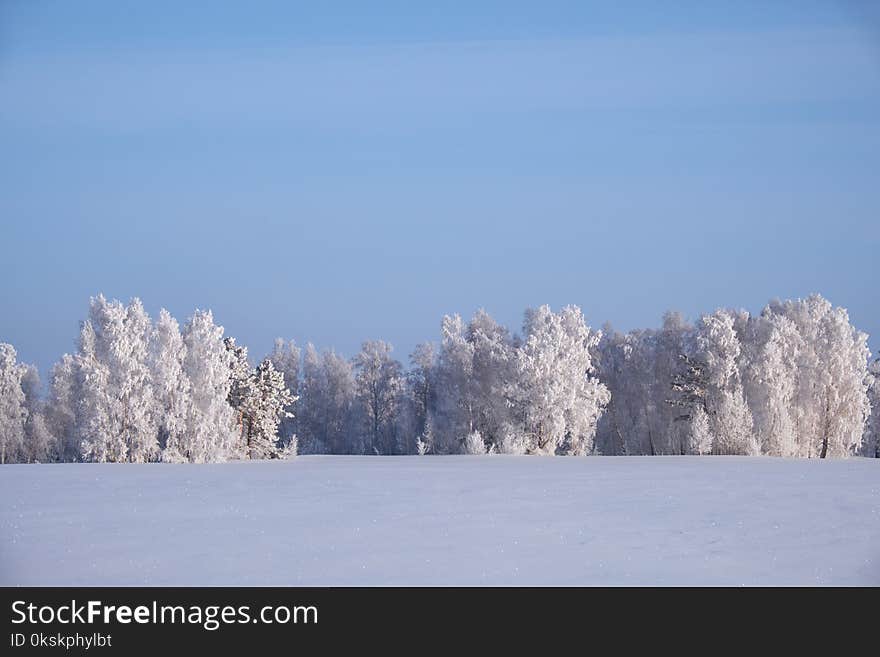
[268,338,300,448]
[667,353,709,423]
[241,358,296,459]
[224,336,256,456]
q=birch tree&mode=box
[510,305,610,455]
[0,343,27,464]
[180,310,238,462]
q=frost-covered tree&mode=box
[222,337,298,457]
[431,314,475,453]
[45,354,80,462]
[597,326,669,455]
[77,307,118,462]
[665,310,758,456]
[151,309,192,462]
[509,305,610,455]
[594,327,633,455]
[297,344,357,454]
[739,311,802,456]
[465,310,518,452]
[240,358,295,459]
[5,290,874,464]
[121,298,159,461]
[689,406,714,455]
[650,312,695,454]
[415,430,431,455]
[224,336,256,455]
[268,338,300,447]
[693,310,758,455]
[0,348,51,464]
[671,357,722,456]
[862,357,880,458]
[78,296,159,463]
[431,310,517,454]
[180,309,238,462]
[766,295,870,457]
[463,430,488,454]
[353,340,403,454]
[765,297,826,456]
[321,349,358,453]
[812,303,871,457]
[297,344,324,453]
[395,342,436,454]
[598,312,694,456]
[409,343,435,436]
[0,343,28,464]
[597,296,871,459]
[19,365,55,462]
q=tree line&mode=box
[0,293,877,463]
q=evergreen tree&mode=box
[268,338,300,448]
[225,336,256,455]
[241,358,295,459]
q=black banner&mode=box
[1,587,874,652]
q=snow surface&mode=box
[2,456,879,586]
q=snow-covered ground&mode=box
[1,456,879,586]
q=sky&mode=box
[1,1,879,377]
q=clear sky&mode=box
[2,1,879,377]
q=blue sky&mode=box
[1,1,879,376]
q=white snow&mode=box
[2,456,879,586]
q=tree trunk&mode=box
[819,395,830,459]
[640,400,656,455]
